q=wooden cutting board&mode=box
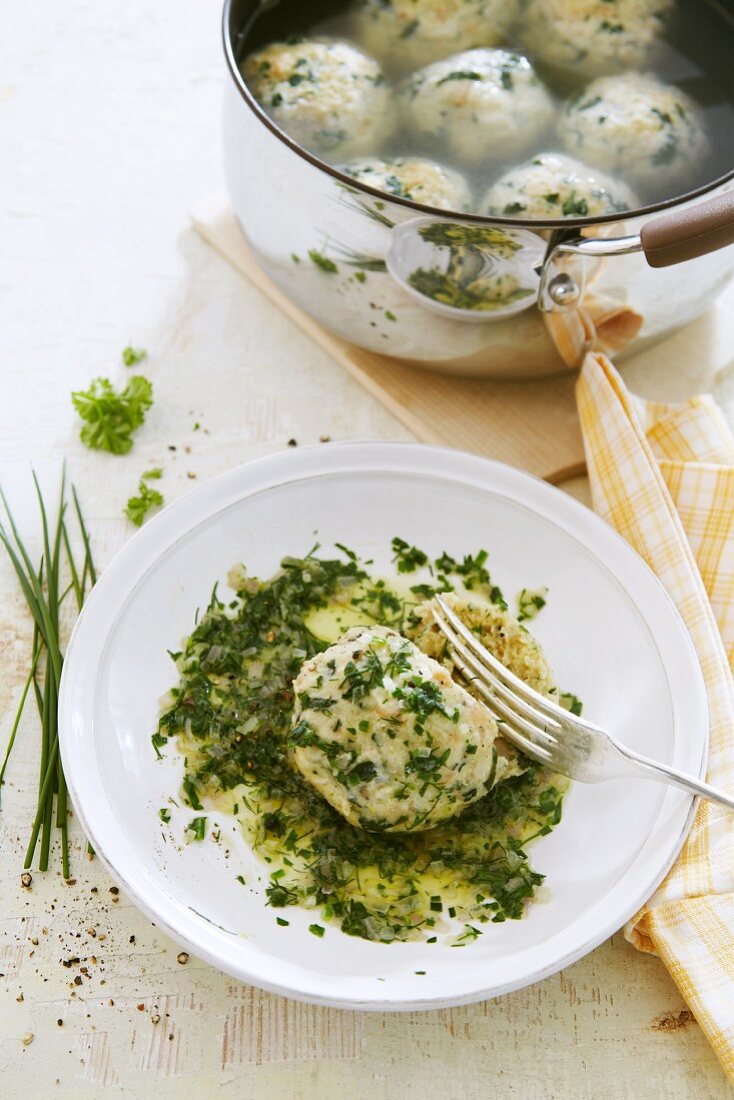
[192,198,586,484]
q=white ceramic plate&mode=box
[59,443,707,1010]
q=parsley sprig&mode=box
[71,375,153,455]
[122,345,147,367]
[125,478,164,527]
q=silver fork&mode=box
[433,595,734,812]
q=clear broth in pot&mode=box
[236,0,734,218]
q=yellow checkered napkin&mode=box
[576,352,734,1082]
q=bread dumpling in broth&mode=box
[242,38,394,159]
[340,155,472,210]
[558,72,709,188]
[352,0,519,70]
[517,0,673,79]
[400,48,555,165]
[483,151,638,219]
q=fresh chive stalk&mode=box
[0,467,96,876]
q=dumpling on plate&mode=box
[340,155,472,210]
[400,48,555,164]
[516,0,673,78]
[408,592,556,779]
[483,151,638,218]
[408,592,554,697]
[352,0,519,70]
[558,72,708,188]
[242,38,394,159]
[290,625,503,832]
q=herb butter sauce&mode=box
[156,545,569,944]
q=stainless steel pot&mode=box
[222,0,734,379]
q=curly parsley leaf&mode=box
[125,478,163,527]
[122,345,147,367]
[72,376,153,455]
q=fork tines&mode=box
[432,596,566,765]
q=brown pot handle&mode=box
[640,190,734,269]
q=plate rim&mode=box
[58,441,708,1009]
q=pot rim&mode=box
[222,0,734,231]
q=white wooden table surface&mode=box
[2,2,734,1096]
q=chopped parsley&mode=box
[157,544,568,944]
[573,94,602,112]
[151,732,167,759]
[559,692,583,717]
[308,249,338,274]
[185,816,207,842]
[340,650,385,701]
[652,134,679,166]
[436,70,482,87]
[392,537,429,573]
[562,193,589,218]
[517,587,548,623]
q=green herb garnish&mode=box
[436,70,482,86]
[122,345,147,367]
[0,468,97,877]
[185,816,207,841]
[308,250,338,274]
[391,537,428,573]
[517,587,548,623]
[561,193,589,218]
[157,545,567,944]
[72,376,153,455]
[125,479,163,527]
[559,692,583,717]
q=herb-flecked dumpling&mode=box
[483,151,638,218]
[558,72,708,187]
[517,0,673,78]
[408,593,554,697]
[352,0,519,70]
[400,48,555,164]
[340,156,472,210]
[242,38,394,158]
[290,625,505,831]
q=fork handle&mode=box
[618,746,734,812]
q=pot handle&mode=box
[640,190,734,269]
[539,189,734,311]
